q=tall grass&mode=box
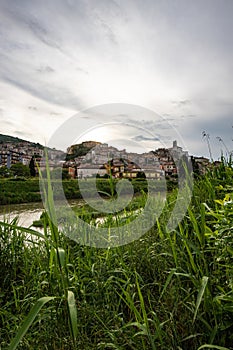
[0,160,233,349]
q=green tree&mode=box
[0,166,12,178]
[10,163,30,178]
[137,171,146,179]
[29,156,36,177]
[62,168,71,180]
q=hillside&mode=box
[66,140,101,160]
[0,133,44,149]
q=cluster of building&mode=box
[0,140,64,169]
[0,137,217,179]
[65,140,190,179]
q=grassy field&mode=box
[0,177,174,205]
[0,161,233,349]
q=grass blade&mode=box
[67,290,78,343]
[0,221,45,240]
[9,296,55,350]
[159,268,176,302]
[193,276,209,323]
[135,274,157,349]
[197,345,230,350]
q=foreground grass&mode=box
[1,162,233,349]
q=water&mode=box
[0,202,44,227]
[0,200,84,227]
[0,193,166,228]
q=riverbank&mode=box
[0,177,176,205]
[0,199,86,227]
[0,193,165,228]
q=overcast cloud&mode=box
[0,0,233,158]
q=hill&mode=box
[66,141,101,160]
[0,133,44,149]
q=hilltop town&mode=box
[64,140,189,179]
[0,134,64,172]
[0,133,216,179]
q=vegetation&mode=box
[0,178,41,204]
[0,159,233,349]
[29,156,37,177]
[0,166,12,178]
[65,142,98,161]
[0,177,171,205]
[0,163,32,179]
[0,133,44,149]
[10,163,31,178]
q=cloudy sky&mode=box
[0,0,233,159]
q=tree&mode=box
[0,166,12,178]
[137,171,146,179]
[62,168,71,180]
[29,156,36,177]
[10,163,30,178]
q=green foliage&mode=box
[0,133,44,148]
[0,176,175,205]
[29,157,36,177]
[8,297,56,350]
[0,179,41,204]
[1,160,233,349]
[65,143,95,160]
[10,163,30,178]
[0,134,26,144]
[0,166,12,177]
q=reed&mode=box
[1,159,233,349]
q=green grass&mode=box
[1,161,233,349]
[0,177,167,205]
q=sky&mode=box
[0,0,233,159]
